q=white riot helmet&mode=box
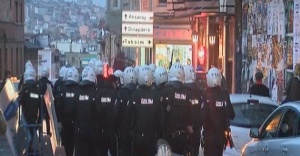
[24,67,36,81]
[149,64,156,73]
[168,62,185,83]
[25,60,33,69]
[184,65,196,83]
[94,60,103,75]
[81,66,96,83]
[154,66,168,86]
[114,70,123,85]
[138,65,154,87]
[66,67,79,83]
[59,66,66,78]
[41,66,50,78]
[157,139,172,156]
[123,66,137,85]
[206,67,222,88]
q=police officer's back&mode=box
[130,65,163,156]
[164,63,193,155]
[115,66,137,156]
[183,65,203,156]
[201,67,235,156]
[57,67,79,156]
[92,60,106,90]
[113,69,124,90]
[73,66,97,156]
[95,74,119,156]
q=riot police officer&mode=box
[113,69,123,90]
[95,74,119,156]
[164,62,193,155]
[73,66,97,156]
[38,66,53,136]
[18,60,33,91]
[183,65,203,156]
[54,66,67,115]
[201,67,235,156]
[130,65,163,156]
[18,67,42,154]
[115,66,137,156]
[93,60,105,90]
[57,67,79,156]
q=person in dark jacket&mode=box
[18,67,42,154]
[73,66,97,156]
[53,66,67,116]
[57,67,79,156]
[164,62,193,155]
[284,63,300,102]
[130,65,163,156]
[115,66,137,156]
[249,71,270,97]
[18,60,34,91]
[201,67,235,156]
[95,74,119,156]
[183,65,203,156]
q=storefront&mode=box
[241,0,298,102]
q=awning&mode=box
[24,41,42,49]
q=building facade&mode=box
[241,0,298,103]
[0,0,25,80]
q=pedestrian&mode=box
[73,66,97,156]
[18,67,42,154]
[201,67,235,156]
[130,65,163,156]
[38,66,53,136]
[183,65,203,156]
[164,62,193,155]
[94,74,119,156]
[283,63,300,103]
[56,67,79,156]
[249,71,270,97]
[114,66,137,156]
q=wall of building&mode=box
[0,0,25,80]
[242,0,297,102]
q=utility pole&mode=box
[235,0,243,93]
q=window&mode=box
[230,103,277,128]
[113,0,118,7]
[15,2,18,23]
[260,109,284,139]
[21,3,23,23]
[278,109,299,138]
[159,0,167,3]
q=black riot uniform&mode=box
[95,75,118,156]
[38,76,53,136]
[115,83,137,156]
[184,83,203,156]
[56,80,79,156]
[164,81,193,155]
[18,80,42,151]
[53,77,65,116]
[73,80,97,156]
[96,74,105,90]
[130,85,163,156]
[201,86,235,156]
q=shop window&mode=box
[111,0,120,9]
[159,0,167,3]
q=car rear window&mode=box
[230,103,277,128]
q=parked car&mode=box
[242,101,300,156]
[223,94,279,156]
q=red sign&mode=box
[153,28,192,41]
[141,0,150,11]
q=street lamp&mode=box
[192,31,199,43]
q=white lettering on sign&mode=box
[141,98,154,104]
[191,99,199,105]
[174,92,186,100]
[215,101,224,107]
[122,23,153,35]
[122,36,153,48]
[122,11,153,23]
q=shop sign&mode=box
[153,28,192,41]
